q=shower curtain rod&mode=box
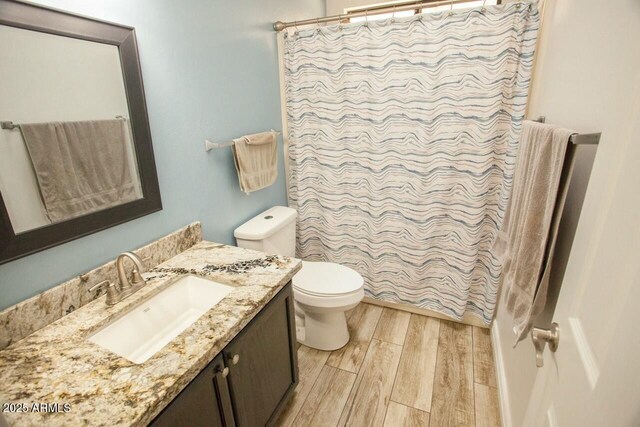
[273,0,478,31]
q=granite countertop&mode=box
[0,241,301,427]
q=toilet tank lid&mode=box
[234,206,297,240]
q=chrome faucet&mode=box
[88,252,148,306]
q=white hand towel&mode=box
[231,131,278,194]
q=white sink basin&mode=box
[89,275,234,364]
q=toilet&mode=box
[234,206,364,351]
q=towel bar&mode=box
[0,121,17,130]
[1,116,128,131]
[205,129,282,152]
[534,116,601,145]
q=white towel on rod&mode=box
[19,119,138,222]
[492,120,574,344]
[231,131,278,194]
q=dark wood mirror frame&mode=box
[0,0,162,264]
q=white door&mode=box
[522,96,640,426]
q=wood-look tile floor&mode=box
[277,303,501,427]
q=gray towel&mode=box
[20,119,138,222]
[231,131,278,194]
[492,120,574,344]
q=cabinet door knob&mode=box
[217,366,229,378]
[231,354,240,365]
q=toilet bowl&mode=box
[293,261,364,350]
[234,206,365,351]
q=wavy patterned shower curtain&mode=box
[283,2,539,323]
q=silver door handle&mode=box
[531,322,560,368]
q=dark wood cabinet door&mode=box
[150,354,234,427]
[224,284,298,427]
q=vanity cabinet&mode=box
[150,283,298,427]
[224,281,298,426]
[149,354,234,427]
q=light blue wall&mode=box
[0,0,325,310]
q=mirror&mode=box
[0,0,162,263]
[0,25,143,233]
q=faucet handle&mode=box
[88,280,119,305]
[88,280,110,293]
[131,268,145,285]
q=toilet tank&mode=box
[234,206,297,257]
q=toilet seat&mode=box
[293,261,363,296]
[293,261,364,310]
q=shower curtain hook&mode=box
[481,0,487,12]
[338,14,344,30]
[364,9,369,27]
[391,5,396,22]
[316,18,322,33]
[448,0,454,16]
[294,20,299,36]
[416,1,423,20]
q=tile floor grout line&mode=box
[374,336,404,427]
[426,319,442,427]
[288,350,331,426]
[388,399,432,415]
[471,328,476,384]
[385,337,408,426]
[386,313,410,412]
[335,336,377,425]
[471,326,477,427]
[335,370,358,426]
[333,305,385,426]
[279,305,501,427]
[332,365,360,375]
[473,381,478,427]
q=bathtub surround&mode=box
[0,0,325,311]
[0,240,300,426]
[284,2,539,324]
[0,222,202,350]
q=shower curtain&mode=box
[283,2,539,324]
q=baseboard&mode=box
[362,296,489,328]
[491,321,512,427]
